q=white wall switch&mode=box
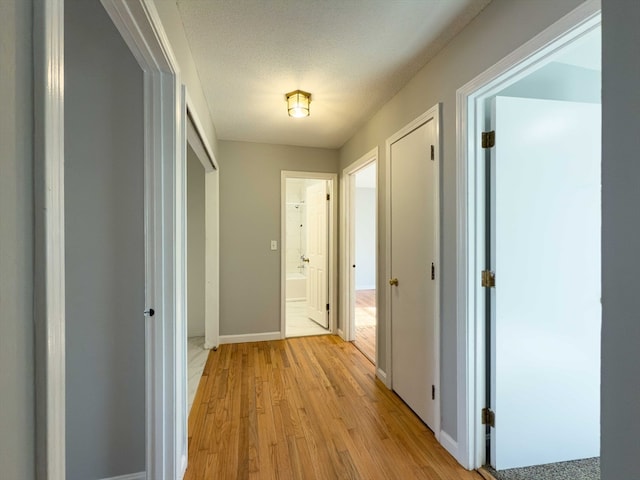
[270,240,278,250]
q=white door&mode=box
[489,96,601,470]
[306,181,329,328]
[390,120,438,429]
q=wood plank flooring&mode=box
[185,335,481,480]
[354,289,376,362]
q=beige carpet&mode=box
[486,457,600,480]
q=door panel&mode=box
[390,120,437,429]
[306,181,329,328]
[490,96,601,470]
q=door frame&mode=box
[35,0,189,478]
[454,0,601,469]
[280,171,338,338]
[385,104,441,438]
[340,149,378,350]
[186,102,221,351]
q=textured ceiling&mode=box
[177,0,492,149]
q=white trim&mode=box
[219,332,283,344]
[439,431,459,461]
[102,1,188,478]
[454,0,601,469]
[337,328,346,340]
[186,93,218,171]
[340,148,378,364]
[384,103,442,439]
[204,169,220,350]
[100,472,146,480]
[280,171,339,339]
[376,368,387,384]
[34,0,66,477]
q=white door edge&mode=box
[454,0,601,470]
[280,171,338,338]
[340,147,378,344]
[384,103,441,441]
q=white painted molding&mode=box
[34,0,66,478]
[186,94,218,171]
[439,431,460,464]
[102,0,189,478]
[340,148,378,348]
[337,328,346,340]
[100,472,146,480]
[376,368,387,384]
[205,169,220,351]
[219,332,283,344]
[454,0,601,470]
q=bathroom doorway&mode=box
[281,172,337,338]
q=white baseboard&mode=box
[219,331,281,344]
[337,328,345,340]
[203,341,216,350]
[376,367,387,385]
[100,472,145,480]
[439,430,460,464]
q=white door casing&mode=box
[387,105,441,433]
[340,148,378,345]
[306,181,329,328]
[489,96,601,470]
[454,1,601,469]
[280,171,338,338]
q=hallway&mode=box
[185,335,481,479]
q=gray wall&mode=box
[355,187,376,290]
[0,0,34,478]
[601,0,640,478]
[338,0,585,440]
[187,145,206,337]
[65,1,145,478]
[218,141,338,336]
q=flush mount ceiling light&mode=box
[285,90,312,118]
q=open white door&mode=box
[306,181,329,328]
[389,115,439,430]
[489,96,601,470]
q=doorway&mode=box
[343,151,378,363]
[456,2,601,476]
[281,172,337,338]
[386,105,441,434]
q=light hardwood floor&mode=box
[354,289,376,362]
[186,335,481,480]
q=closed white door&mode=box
[306,181,329,328]
[489,96,601,470]
[390,119,438,428]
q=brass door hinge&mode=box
[481,407,495,427]
[481,270,496,288]
[482,130,495,149]
[430,145,435,160]
[326,193,330,201]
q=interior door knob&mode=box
[389,278,399,286]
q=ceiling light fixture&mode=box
[285,90,311,118]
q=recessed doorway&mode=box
[456,3,601,477]
[281,172,337,338]
[342,151,378,364]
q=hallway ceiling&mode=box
[176,0,491,149]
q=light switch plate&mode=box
[270,240,278,250]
